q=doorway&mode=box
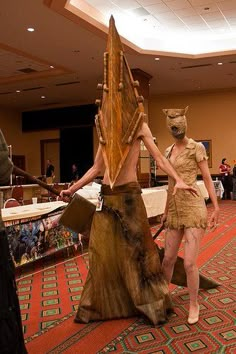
[40,139,60,182]
[60,126,93,183]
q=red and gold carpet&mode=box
[16,200,236,353]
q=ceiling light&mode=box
[27,27,35,32]
[155,57,160,61]
[16,90,21,93]
[50,65,54,69]
[41,95,46,99]
[217,62,223,65]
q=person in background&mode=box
[46,159,55,177]
[161,107,220,325]
[71,163,79,184]
[0,129,27,353]
[46,159,55,184]
[219,158,232,200]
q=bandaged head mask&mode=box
[163,106,188,140]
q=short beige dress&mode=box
[165,138,208,229]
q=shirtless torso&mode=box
[103,134,141,186]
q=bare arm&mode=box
[141,123,197,195]
[198,159,220,228]
[60,146,105,197]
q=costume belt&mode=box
[101,182,141,196]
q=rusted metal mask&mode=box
[95,16,145,188]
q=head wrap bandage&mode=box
[163,106,188,140]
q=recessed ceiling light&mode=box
[27,27,35,32]
[154,57,160,61]
[41,95,46,99]
[50,65,54,69]
[217,62,223,65]
[16,90,21,93]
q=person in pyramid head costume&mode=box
[0,129,27,353]
[60,17,201,325]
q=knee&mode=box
[184,260,196,273]
[162,255,176,268]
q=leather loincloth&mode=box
[75,182,172,325]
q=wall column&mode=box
[131,69,153,187]
[131,68,152,123]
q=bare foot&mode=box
[188,304,200,325]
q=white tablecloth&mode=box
[2,186,167,222]
[141,188,167,217]
[213,180,224,198]
[196,181,208,199]
[76,185,167,218]
[1,201,67,222]
[197,180,224,199]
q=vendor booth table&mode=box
[1,187,167,268]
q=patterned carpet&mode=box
[16,200,236,353]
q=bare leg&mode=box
[161,229,184,284]
[184,227,204,324]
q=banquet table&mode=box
[2,187,167,224]
[196,180,224,199]
[1,200,67,223]
[1,186,167,267]
[196,181,209,199]
[141,188,167,218]
[75,184,167,219]
[213,180,224,199]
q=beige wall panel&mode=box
[149,90,236,175]
[1,89,236,182]
[0,109,59,178]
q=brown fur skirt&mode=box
[75,182,172,325]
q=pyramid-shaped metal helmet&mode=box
[95,16,145,188]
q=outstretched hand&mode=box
[173,180,198,196]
